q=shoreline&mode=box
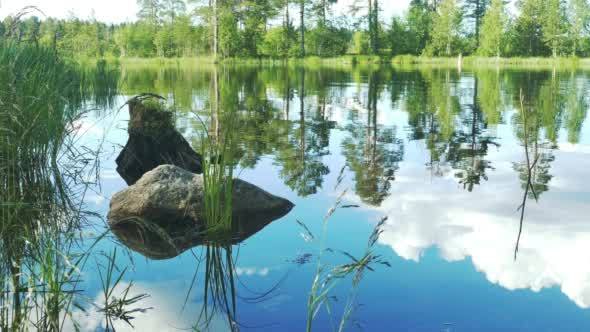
[91,55,590,70]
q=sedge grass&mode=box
[301,184,389,332]
[195,69,238,237]
[0,39,112,330]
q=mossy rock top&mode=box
[128,98,174,136]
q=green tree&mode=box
[137,0,164,25]
[463,0,490,46]
[172,15,194,56]
[510,0,547,56]
[427,0,462,56]
[477,0,506,56]
[312,0,337,27]
[542,0,567,57]
[280,0,297,57]
[299,0,309,57]
[161,0,187,23]
[307,25,350,56]
[351,0,381,54]
[405,0,433,54]
[154,24,175,56]
[389,16,409,55]
[568,0,590,56]
[218,4,241,57]
[241,0,278,57]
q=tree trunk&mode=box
[321,0,326,26]
[573,38,577,57]
[368,0,373,54]
[284,0,290,58]
[300,0,305,57]
[213,0,219,59]
[475,0,481,47]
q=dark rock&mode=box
[115,98,202,185]
[108,165,294,259]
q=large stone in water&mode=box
[108,165,294,259]
[115,98,202,185]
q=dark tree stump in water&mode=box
[116,98,202,185]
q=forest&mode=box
[3,0,590,60]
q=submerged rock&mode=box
[108,165,294,259]
[115,97,202,185]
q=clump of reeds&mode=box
[196,104,237,237]
[193,109,239,330]
[0,34,109,330]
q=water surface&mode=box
[70,64,590,331]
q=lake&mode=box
[10,62,590,331]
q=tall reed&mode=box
[301,179,389,332]
[0,40,105,330]
[197,68,238,236]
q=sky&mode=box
[0,0,411,24]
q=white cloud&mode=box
[236,266,271,277]
[67,281,230,332]
[363,140,590,308]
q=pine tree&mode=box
[511,0,546,56]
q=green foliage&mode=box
[405,0,434,54]
[509,0,548,56]
[426,0,462,56]
[306,25,351,57]
[114,22,156,57]
[477,0,505,56]
[463,0,490,45]
[569,0,590,56]
[241,0,278,57]
[154,24,175,57]
[350,31,370,55]
[6,0,590,59]
[218,6,241,58]
[259,26,298,58]
[541,0,568,57]
[389,17,406,55]
[137,0,164,25]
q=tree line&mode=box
[3,0,590,58]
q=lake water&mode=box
[61,64,590,331]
